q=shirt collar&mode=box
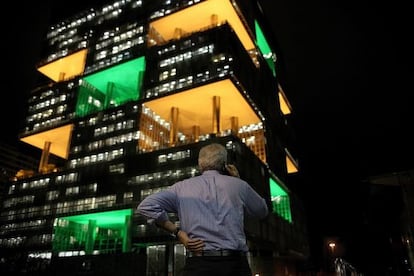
[202,170,220,176]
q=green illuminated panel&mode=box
[75,57,146,117]
[53,209,132,254]
[62,209,132,227]
[76,83,106,117]
[255,21,276,77]
[269,177,292,223]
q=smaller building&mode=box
[362,170,414,275]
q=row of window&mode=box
[69,148,124,168]
[128,166,198,186]
[0,234,52,249]
[1,193,116,226]
[0,219,46,235]
[145,62,231,98]
[46,0,144,62]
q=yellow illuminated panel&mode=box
[285,148,299,173]
[278,84,292,115]
[149,0,255,51]
[20,124,74,159]
[37,49,88,82]
[279,92,292,115]
[143,79,261,136]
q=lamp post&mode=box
[328,242,336,255]
[328,242,336,273]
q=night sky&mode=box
[2,0,413,270]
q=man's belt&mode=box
[186,249,246,258]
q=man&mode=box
[137,142,269,276]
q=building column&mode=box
[169,107,179,145]
[174,28,183,39]
[122,215,131,253]
[230,116,239,135]
[58,72,66,81]
[211,14,218,26]
[38,141,51,173]
[212,96,220,135]
[105,81,115,108]
[192,125,200,142]
[85,220,97,254]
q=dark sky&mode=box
[2,0,413,268]
[259,2,413,204]
[258,0,413,266]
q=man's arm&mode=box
[224,164,240,177]
[225,164,268,219]
[155,220,178,236]
[137,193,205,252]
[155,220,204,252]
[243,184,269,219]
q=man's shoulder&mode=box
[174,176,199,185]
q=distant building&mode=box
[0,1,310,275]
[362,170,414,275]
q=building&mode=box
[0,0,310,275]
[358,170,414,275]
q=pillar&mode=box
[169,107,179,145]
[212,96,221,135]
[230,116,239,135]
[38,141,51,173]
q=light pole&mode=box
[328,242,336,273]
[328,242,336,255]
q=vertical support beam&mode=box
[212,96,221,135]
[230,116,239,135]
[106,81,115,108]
[167,242,175,276]
[210,14,218,26]
[58,72,66,81]
[169,107,179,145]
[192,125,200,142]
[85,219,97,254]
[122,215,131,253]
[38,141,51,173]
[174,28,183,39]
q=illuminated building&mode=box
[0,1,309,275]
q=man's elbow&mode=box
[260,205,269,219]
[260,210,269,220]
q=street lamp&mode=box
[327,242,336,273]
[328,242,336,254]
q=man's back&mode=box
[170,170,267,251]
